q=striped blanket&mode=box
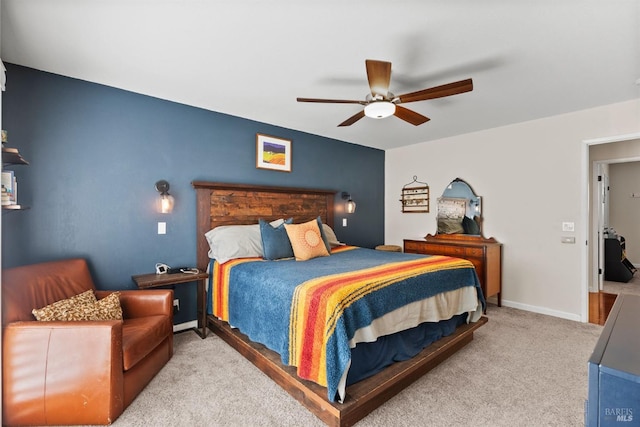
[208,246,483,401]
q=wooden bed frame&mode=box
[192,181,487,427]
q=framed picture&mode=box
[400,176,430,213]
[400,185,430,213]
[256,133,292,172]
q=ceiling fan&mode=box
[297,59,473,127]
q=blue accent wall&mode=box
[1,64,385,324]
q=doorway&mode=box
[586,134,640,324]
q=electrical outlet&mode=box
[173,298,180,312]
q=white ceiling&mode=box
[1,1,639,150]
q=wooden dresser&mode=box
[404,234,502,306]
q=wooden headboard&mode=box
[192,181,336,270]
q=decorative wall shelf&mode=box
[2,145,30,211]
[2,147,29,165]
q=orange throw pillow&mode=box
[284,219,330,261]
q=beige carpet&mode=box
[603,273,640,296]
[112,306,602,427]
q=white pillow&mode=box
[205,219,284,264]
[322,224,345,247]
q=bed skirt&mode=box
[346,313,466,387]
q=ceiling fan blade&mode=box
[338,110,366,127]
[397,78,473,104]
[394,105,430,126]
[365,59,392,98]
[297,97,365,104]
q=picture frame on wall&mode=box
[256,133,292,172]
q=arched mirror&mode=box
[436,178,482,236]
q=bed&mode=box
[193,181,488,427]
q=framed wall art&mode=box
[256,133,292,172]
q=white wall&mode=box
[609,161,640,263]
[385,99,640,321]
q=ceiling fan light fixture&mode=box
[364,101,396,119]
[296,60,471,126]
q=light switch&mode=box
[158,222,166,235]
[562,222,575,232]
[342,218,347,227]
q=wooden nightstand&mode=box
[132,270,209,339]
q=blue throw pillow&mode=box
[316,216,332,253]
[259,218,294,260]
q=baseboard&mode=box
[173,320,198,333]
[499,299,581,322]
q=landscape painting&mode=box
[256,134,291,172]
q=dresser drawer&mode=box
[403,240,427,253]
[406,242,483,258]
[463,247,484,257]
[404,240,444,254]
[432,245,467,257]
[404,237,502,305]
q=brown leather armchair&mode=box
[2,258,174,425]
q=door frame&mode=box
[595,163,608,292]
[583,132,640,322]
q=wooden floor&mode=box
[589,291,618,325]
[593,275,640,324]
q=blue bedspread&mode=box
[208,247,484,401]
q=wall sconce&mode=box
[155,180,175,214]
[342,192,356,214]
